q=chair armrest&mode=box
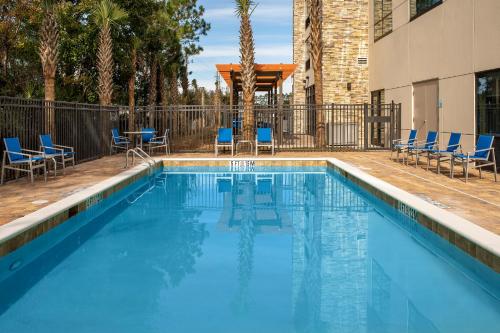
[41,145,65,154]
[22,148,44,155]
[53,144,74,152]
[6,150,32,159]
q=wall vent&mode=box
[357,57,368,65]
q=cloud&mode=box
[195,44,292,59]
[205,4,292,22]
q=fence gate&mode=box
[363,102,401,150]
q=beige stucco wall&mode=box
[369,0,500,151]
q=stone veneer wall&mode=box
[293,0,369,105]
[293,0,307,105]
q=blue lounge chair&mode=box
[148,129,170,156]
[255,128,274,156]
[391,129,417,162]
[451,135,497,182]
[426,132,462,175]
[39,134,75,175]
[1,137,47,184]
[406,131,439,167]
[215,128,234,156]
[110,128,130,154]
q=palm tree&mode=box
[128,38,140,134]
[235,0,257,141]
[93,0,127,106]
[39,0,59,134]
[307,0,325,147]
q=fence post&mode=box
[363,103,369,150]
[390,100,395,149]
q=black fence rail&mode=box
[0,96,401,181]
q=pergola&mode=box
[216,64,297,107]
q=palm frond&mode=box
[235,0,257,18]
[93,0,128,27]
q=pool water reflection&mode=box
[0,167,499,333]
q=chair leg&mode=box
[465,159,469,183]
[493,152,498,182]
[450,157,454,178]
[0,165,5,185]
[62,158,66,175]
[43,161,47,182]
[30,167,34,184]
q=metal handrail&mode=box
[125,148,155,169]
[135,147,155,165]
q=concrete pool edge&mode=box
[0,157,498,272]
[0,160,161,257]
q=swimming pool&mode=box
[0,166,499,333]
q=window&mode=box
[305,16,310,29]
[305,59,311,71]
[476,69,500,168]
[410,0,442,20]
[374,0,392,42]
[476,70,500,136]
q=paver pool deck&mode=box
[0,152,498,235]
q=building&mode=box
[293,0,500,162]
[370,0,500,155]
[293,0,370,105]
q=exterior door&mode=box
[413,80,439,141]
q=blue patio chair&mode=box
[451,135,497,183]
[148,129,170,156]
[406,131,439,167]
[1,137,47,184]
[39,134,75,175]
[391,129,417,162]
[215,128,234,156]
[110,128,130,154]
[256,128,274,156]
[426,132,462,175]
[141,128,156,145]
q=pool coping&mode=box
[0,157,498,272]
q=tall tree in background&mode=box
[94,0,127,105]
[39,0,59,134]
[235,0,257,141]
[307,0,325,147]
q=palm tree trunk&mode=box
[148,56,158,127]
[159,66,168,132]
[97,22,113,106]
[39,5,59,135]
[128,47,136,134]
[308,0,325,147]
[170,70,179,138]
[240,14,256,141]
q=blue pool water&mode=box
[0,167,499,333]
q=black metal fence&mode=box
[0,96,401,180]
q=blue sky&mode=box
[191,0,293,93]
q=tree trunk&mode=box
[159,67,168,133]
[308,0,325,147]
[44,76,56,135]
[148,56,158,127]
[97,23,113,106]
[170,70,179,138]
[128,47,136,134]
[240,14,257,141]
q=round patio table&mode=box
[123,130,157,149]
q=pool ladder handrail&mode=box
[125,148,155,169]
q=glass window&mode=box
[476,70,500,136]
[410,0,442,20]
[374,0,392,41]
